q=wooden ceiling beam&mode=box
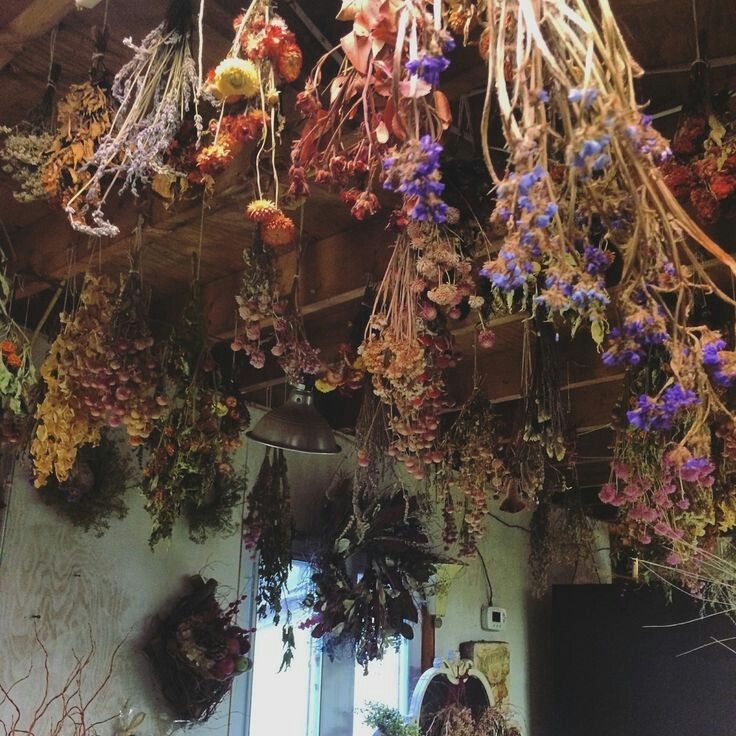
[0,0,75,71]
[11,146,255,299]
[201,214,393,340]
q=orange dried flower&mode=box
[277,42,303,83]
[5,352,21,370]
[0,340,15,356]
[246,198,280,223]
[261,214,296,247]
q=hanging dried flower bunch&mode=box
[65,0,201,235]
[519,315,567,465]
[32,275,116,487]
[662,98,736,224]
[42,26,114,224]
[360,223,463,478]
[290,0,453,220]
[0,64,60,203]
[32,263,164,487]
[599,350,736,573]
[468,0,736,343]
[200,0,302,242]
[143,284,249,547]
[231,231,320,382]
[302,491,437,671]
[0,273,37,427]
[242,447,294,669]
[438,389,511,556]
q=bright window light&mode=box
[248,562,321,736]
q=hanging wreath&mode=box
[146,576,252,723]
[35,433,130,537]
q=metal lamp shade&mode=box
[246,384,341,455]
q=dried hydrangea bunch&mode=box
[65,0,200,235]
[290,0,453,221]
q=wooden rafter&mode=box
[0,0,75,71]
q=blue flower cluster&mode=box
[405,36,454,87]
[383,136,447,223]
[602,315,668,366]
[583,244,613,275]
[568,87,599,108]
[627,384,700,432]
[480,165,556,292]
[624,114,672,163]
[703,338,736,387]
[406,52,450,87]
[571,134,612,178]
[480,249,533,291]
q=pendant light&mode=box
[246,383,341,454]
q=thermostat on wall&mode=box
[481,606,507,632]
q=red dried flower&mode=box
[690,186,719,223]
[261,214,296,247]
[661,160,695,200]
[277,42,303,83]
[287,165,310,199]
[672,115,708,157]
[196,132,238,175]
[710,173,736,201]
[295,89,320,116]
[246,199,280,223]
[349,191,379,220]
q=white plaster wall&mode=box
[433,507,540,734]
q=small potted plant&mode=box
[363,703,420,736]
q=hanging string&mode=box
[196,198,206,281]
[197,0,205,93]
[102,0,110,30]
[47,26,58,88]
[691,0,701,62]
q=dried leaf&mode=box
[434,90,452,130]
[336,0,361,21]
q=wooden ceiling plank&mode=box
[11,144,255,299]
[0,0,75,71]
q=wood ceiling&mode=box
[1,0,736,499]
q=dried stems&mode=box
[0,628,121,736]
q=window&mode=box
[352,642,412,736]
[244,561,419,736]
[248,562,321,736]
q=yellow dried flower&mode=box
[246,198,280,223]
[212,58,259,99]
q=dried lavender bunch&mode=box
[66,0,201,235]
